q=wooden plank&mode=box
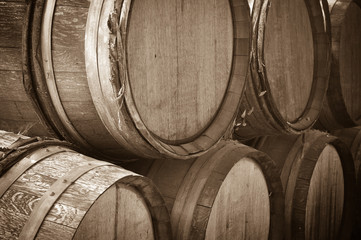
[250,131,354,240]
[0,146,68,197]
[0,71,28,102]
[55,72,92,102]
[339,3,361,123]
[69,120,120,150]
[57,0,90,7]
[42,0,92,152]
[36,221,75,239]
[72,185,117,239]
[196,171,225,208]
[1,152,120,230]
[60,102,99,121]
[0,48,22,70]
[51,5,87,73]
[51,49,86,73]
[115,184,154,240]
[205,158,270,240]
[305,145,344,240]
[0,188,76,239]
[0,1,26,48]
[263,0,314,122]
[172,144,231,239]
[127,0,233,141]
[0,198,29,239]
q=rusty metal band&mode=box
[0,146,70,198]
[18,159,112,239]
[41,0,94,150]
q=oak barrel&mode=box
[333,127,361,239]
[0,0,51,137]
[0,0,251,160]
[125,141,284,240]
[316,0,361,130]
[234,0,331,139]
[249,130,356,240]
[0,130,171,239]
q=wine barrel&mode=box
[0,0,51,137]
[234,0,331,139]
[0,130,171,239]
[249,130,356,240]
[333,127,361,239]
[124,141,284,240]
[316,0,361,130]
[0,0,251,160]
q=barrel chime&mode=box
[0,0,360,239]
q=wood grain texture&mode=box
[51,5,87,73]
[0,1,54,138]
[250,131,356,240]
[332,127,361,239]
[0,48,22,71]
[73,184,154,240]
[0,1,26,48]
[84,0,250,159]
[205,158,270,240]
[339,3,361,122]
[125,141,284,240]
[235,0,330,139]
[306,145,344,240]
[0,0,126,160]
[0,131,171,240]
[0,0,249,159]
[0,71,28,102]
[127,0,232,141]
[317,0,361,130]
[264,0,313,122]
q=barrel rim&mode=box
[73,175,172,240]
[85,0,251,159]
[290,131,356,240]
[322,0,361,128]
[0,131,171,240]
[172,141,285,240]
[249,0,331,133]
[25,0,122,161]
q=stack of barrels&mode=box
[0,0,360,239]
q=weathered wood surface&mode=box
[125,141,284,240]
[72,184,154,240]
[0,0,251,160]
[127,0,232,141]
[317,0,361,130]
[333,127,361,239]
[0,131,171,240]
[204,157,270,240]
[250,130,356,240]
[305,145,344,240]
[0,1,26,48]
[264,0,314,122]
[234,0,330,139]
[83,0,250,159]
[0,1,50,137]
